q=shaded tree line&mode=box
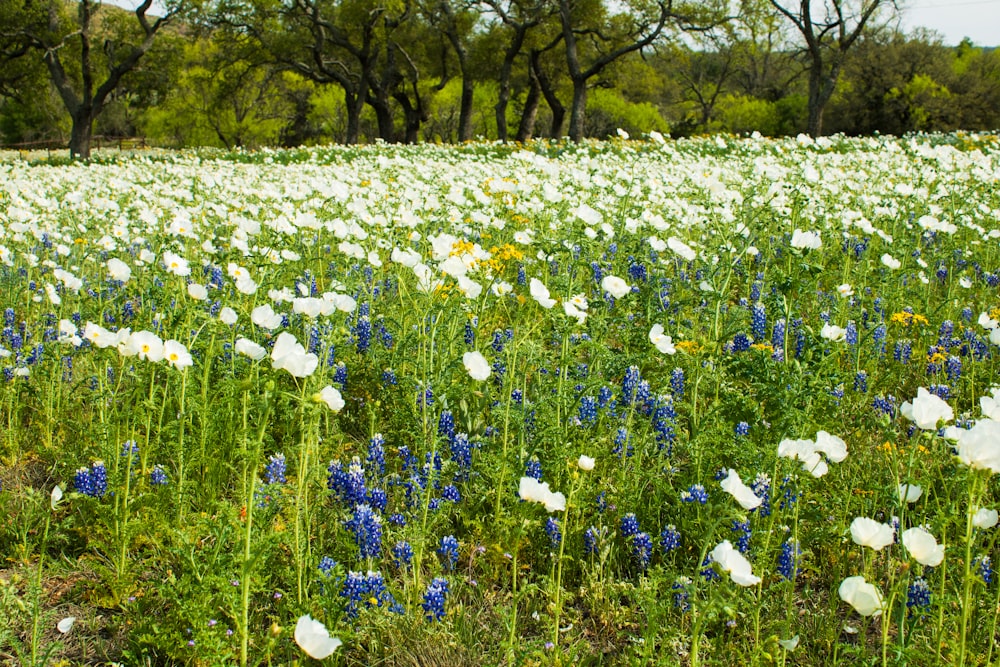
[1,0,998,158]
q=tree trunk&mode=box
[532,51,564,138]
[568,78,586,142]
[457,78,474,142]
[495,26,527,142]
[515,69,541,142]
[69,110,94,159]
[344,89,365,144]
[369,95,396,142]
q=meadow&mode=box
[1,132,999,666]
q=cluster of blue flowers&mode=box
[74,461,108,499]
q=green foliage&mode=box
[584,88,669,138]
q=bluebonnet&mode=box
[673,577,692,611]
[670,368,685,399]
[621,513,640,538]
[854,371,868,393]
[393,541,414,570]
[333,362,348,389]
[731,333,753,353]
[621,366,641,406]
[368,434,386,475]
[263,453,286,485]
[328,457,367,507]
[438,411,456,441]
[660,525,681,553]
[735,422,750,437]
[464,318,476,346]
[681,484,708,504]
[441,485,461,503]
[90,461,108,498]
[545,517,561,549]
[438,535,459,570]
[318,556,337,577]
[751,304,767,341]
[613,427,633,458]
[907,577,931,609]
[845,321,858,346]
[895,341,912,364]
[150,465,168,486]
[577,396,597,425]
[872,394,898,418]
[976,556,993,585]
[731,520,751,553]
[750,474,771,517]
[945,355,962,381]
[345,504,383,559]
[381,368,397,386]
[631,532,653,569]
[778,539,801,580]
[451,433,472,471]
[422,577,450,621]
[525,458,542,481]
[584,526,604,556]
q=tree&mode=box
[770,0,897,136]
[479,0,552,141]
[1,0,193,157]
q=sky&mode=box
[898,0,1000,46]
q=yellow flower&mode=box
[675,340,701,354]
[889,312,928,327]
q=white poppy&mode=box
[294,614,342,660]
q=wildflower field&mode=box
[2,133,1000,666]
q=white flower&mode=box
[50,485,63,510]
[839,576,884,617]
[271,332,319,378]
[881,253,901,269]
[44,283,61,305]
[972,508,999,529]
[162,250,191,277]
[667,237,697,261]
[959,277,973,288]
[954,418,1000,473]
[898,483,923,503]
[235,337,267,361]
[251,304,284,330]
[163,340,193,370]
[814,431,848,463]
[978,312,999,331]
[57,617,76,634]
[125,331,165,362]
[58,319,82,347]
[107,258,132,282]
[84,322,117,349]
[529,279,556,309]
[900,387,954,430]
[563,300,587,324]
[463,351,491,381]
[979,388,1000,420]
[778,635,799,652]
[601,275,630,299]
[837,284,854,298]
[577,455,595,471]
[901,527,945,567]
[219,307,238,325]
[648,324,676,354]
[518,476,566,512]
[187,283,208,301]
[294,614,342,660]
[315,386,345,412]
[850,517,895,551]
[616,127,630,140]
[820,323,847,342]
[720,469,762,510]
[710,540,761,586]
[790,229,822,250]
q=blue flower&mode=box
[438,535,459,571]
[422,577,450,621]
